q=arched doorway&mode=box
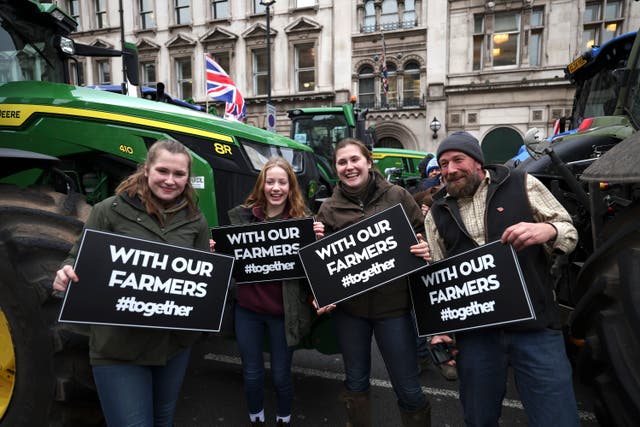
[376,137,403,148]
[481,127,523,164]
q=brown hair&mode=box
[332,138,373,168]
[116,139,199,224]
[243,157,307,218]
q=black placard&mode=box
[211,217,316,284]
[299,204,428,307]
[58,229,234,332]
[410,241,535,336]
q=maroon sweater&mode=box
[235,205,285,316]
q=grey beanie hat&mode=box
[436,131,484,165]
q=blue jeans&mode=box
[411,309,430,359]
[456,328,580,427]
[235,305,294,417]
[92,347,191,427]
[332,308,426,411]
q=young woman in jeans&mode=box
[315,138,432,427]
[53,139,210,426]
[214,157,323,426]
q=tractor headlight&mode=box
[58,36,75,55]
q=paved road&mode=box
[174,334,599,426]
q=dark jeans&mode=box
[235,304,294,417]
[456,328,580,427]
[332,308,426,411]
[411,309,430,359]
[92,347,191,427]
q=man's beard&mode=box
[446,171,482,198]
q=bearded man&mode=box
[423,131,580,427]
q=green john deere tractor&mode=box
[0,1,324,425]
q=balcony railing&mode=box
[355,94,426,110]
[361,18,417,33]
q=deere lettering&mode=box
[0,109,21,118]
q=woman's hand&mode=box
[313,221,325,239]
[410,233,432,263]
[53,265,78,292]
[209,239,216,252]
[312,299,335,315]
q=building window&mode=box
[532,110,543,121]
[140,61,156,88]
[403,61,420,106]
[583,0,623,50]
[380,0,399,31]
[363,0,376,33]
[69,61,85,85]
[382,62,397,107]
[473,15,484,70]
[296,0,315,7]
[66,0,81,30]
[210,52,231,75]
[492,12,520,67]
[95,0,107,29]
[139,0,155,29]
[529,7,544,66]
[96,59,111,84]
[175,57,192,100]
[211,0,228,20]
[175,0,191,25]
[254,0,266,14]
[358,65,375,108]
[403,0,416,28]
[253,49,268,96]
[295,44,315,92]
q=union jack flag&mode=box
[205,53,246,120]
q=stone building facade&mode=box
[60,0,640,159]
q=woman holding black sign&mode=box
[52,139,210,427]
[214,157,323,427]
[315,138,432,427]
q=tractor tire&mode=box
[0,184,102,427]
[569,203,640,426]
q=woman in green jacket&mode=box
[315,138,432,427]
[213,156,323,427]
[52,139,210,427]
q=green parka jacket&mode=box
[315,172,425,319]
[227,205,316,346]
[63,192,210,366]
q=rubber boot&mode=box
[399,401,432,427]
[339,388,372,427]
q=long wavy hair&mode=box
[115,139,199,224]
[243,157,307,218]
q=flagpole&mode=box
[204,54,209,113]
[380,31,389,107]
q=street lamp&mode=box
[430,116,442,139]
[260,0,276,104]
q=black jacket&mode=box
[430,165,560,331]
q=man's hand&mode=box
[501,222,556,251]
